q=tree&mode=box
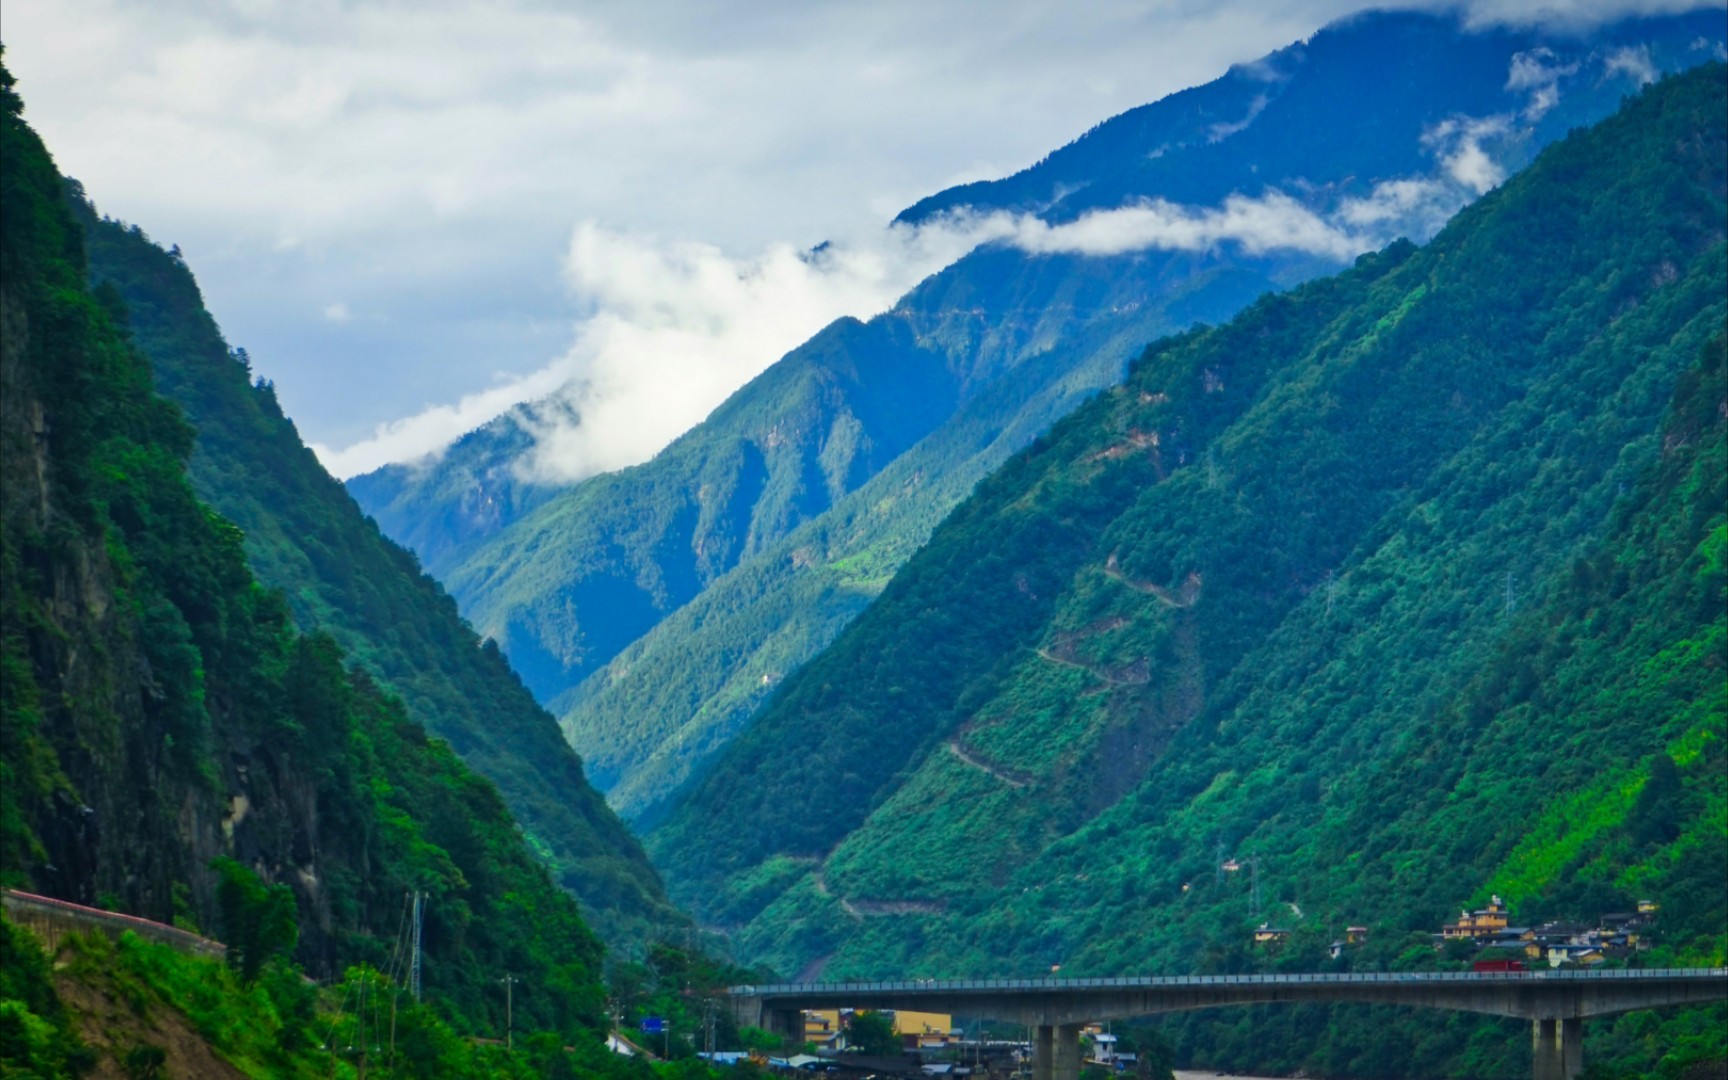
[211,857,298,982]
[844,1011,901,1056]
[1629,752,1683,848]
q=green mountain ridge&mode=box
[0,55,647,1072]
[61,194,681,944]
[650,64,1728,1075]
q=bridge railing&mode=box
[732,967,1728,996]
[2,888,227,960]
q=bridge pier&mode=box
[1030,1022,1085,1080]
[769,1007,804,1052]
[1532,1017,1583,1080]
[1054,1022,1085,1080]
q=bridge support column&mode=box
[1533,1019,1561,1080]
[1033,1025,1053,1080]
[731,997,764,1035]
[1560,1018,1583,1079]
[770,1008,804,1052]
[1532,1018,1584,1080]
[1053,1022,1085,1080]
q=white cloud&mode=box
[1461,0,1720,31]
[1334,177,1460,234]
[1603,44,1661,84]
[323,302,351,323]
[316,144,1498,481]
[1208,94,1271,143]
[1690,35,1728,59]
[1423,114,1513,194]
[312,191,1375,481]
[315,217,990,479]
[983,192,1362,260]
[310,359,580,479]
[310,73,1533,482]
[1506,46,1580,119]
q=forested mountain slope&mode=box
[0,57,638,1069]
[651,65,1728,1075]
[560,10,1727,823]
[356,9,1722,823]
[61,195,680,943]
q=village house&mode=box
[803,1010,842,1051]
[1441,895,1510,940]
[1083,1026,1120,1066]
[1331,924,1371,958]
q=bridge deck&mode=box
[733,967,1728,998]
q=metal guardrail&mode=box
[731,968,1728,996]
[2,888,227,960]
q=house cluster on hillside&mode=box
[1249,895,1662,968]
[1437,895,1660,966]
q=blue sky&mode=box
[4,0,1717,478]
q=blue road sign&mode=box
[640,1017,665,1035]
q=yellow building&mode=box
[804,1011,841,1049]
[805,1009,955,1051]
[894,1010,957,1048]
[1442,895,1510,940]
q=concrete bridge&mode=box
[729,968,1728,1080]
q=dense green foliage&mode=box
[0,920,701,1080]
[66,197,678,943]
[0,919,94,1077]
[653,66,1728,1075]
[212,858,299,983]
[843,1011,899,1056]
[0,52,639,1066]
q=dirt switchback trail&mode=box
[946,739,1031,788]
[1104,554,1202,607]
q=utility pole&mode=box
[410,891,423,1002]
[1504,571,1517,617]
[355,972,368,1080]
[500,974,520,1050]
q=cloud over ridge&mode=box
[318,136,1500,482]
